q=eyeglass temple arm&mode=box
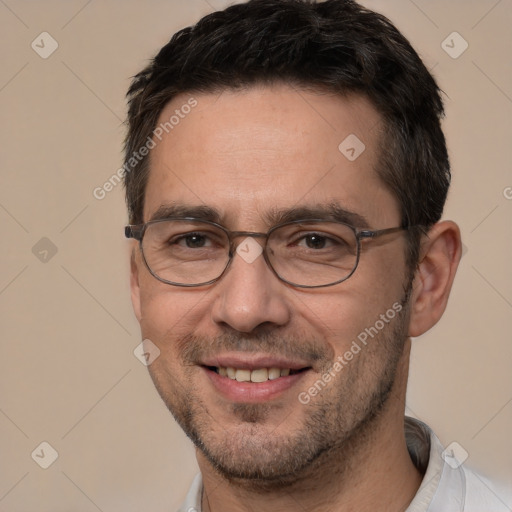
[125,225,144,241]
[357,226,409,240]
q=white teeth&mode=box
[235,369,251,382]
[216,366,299,382]
[250,368,268,383]
[268,367,281,380]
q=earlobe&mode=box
[130,247,142,322]
[408,221,462,338]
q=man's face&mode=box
[131,85,412,482]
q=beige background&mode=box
[0,0,511,510]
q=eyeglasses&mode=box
[125,217,409,288]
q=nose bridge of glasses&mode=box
[228,230,268,250]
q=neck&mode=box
[199,342,423,512]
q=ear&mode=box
[408,221,462,338]
[130,245,142,323]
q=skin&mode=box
[129,84,461,511]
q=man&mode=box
[123,1,511,510]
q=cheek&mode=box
[138,280,212,349]
[301,294,384,350]
[298,258,407,355]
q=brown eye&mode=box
[293,233,345,250]
[174,233,210,248]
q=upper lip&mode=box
[200,353,311,371]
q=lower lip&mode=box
[203,367,310,403]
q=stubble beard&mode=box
[147,291,411,488]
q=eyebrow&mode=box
[264,203,370,229]
[149,204,223,223]
[148,202,370,229]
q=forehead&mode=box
[144,84,400,228]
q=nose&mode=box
[210,240,292,333]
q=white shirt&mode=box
[177,417,512,511]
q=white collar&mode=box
[404,417,465,511]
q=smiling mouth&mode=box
[205,366,310,383]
